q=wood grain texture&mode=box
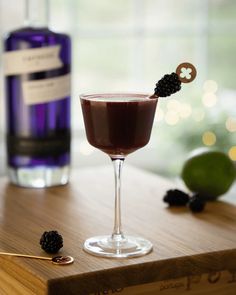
[0,165,235,295]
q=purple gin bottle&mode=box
[4,0,71,187]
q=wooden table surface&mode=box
[0,166,235,295]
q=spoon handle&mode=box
[0,251,52,260]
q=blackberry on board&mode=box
[40,230,63,253]
[163,189,190,206]
[188,194,206,213]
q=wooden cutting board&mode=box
[0,166,235,295]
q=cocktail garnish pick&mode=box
[0,251,74,265]
[149,62,197,98]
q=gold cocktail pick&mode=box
[149,62,197,98]
[0,251,74,265]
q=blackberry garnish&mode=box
[188,194,206,213]
[40,230,63,253]
[154,73,181,97]
[163,189,190,206]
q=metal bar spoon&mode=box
[0,251,74,265]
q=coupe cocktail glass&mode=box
[80,93,158,258]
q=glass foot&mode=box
[83,235,153,258]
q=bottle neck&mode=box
[24,0,49,28]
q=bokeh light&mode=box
[165,110,179,125]
[167,99,181,111]
[202,131,216,146]
[193,109,205,122]
[202,93,217,107]
[178,103,192,118]
[228,146,236,161]
[225,117,236,132]
[203,80,218,93]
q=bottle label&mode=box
[22,73,70,105]
[3,45,63,75]
[7,132,71,157]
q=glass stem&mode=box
[111,157,125,240]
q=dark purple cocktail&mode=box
[81,94,157,156]
[80,62,197,258]
[80,93,157,258]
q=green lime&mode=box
[181,148,236,200]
